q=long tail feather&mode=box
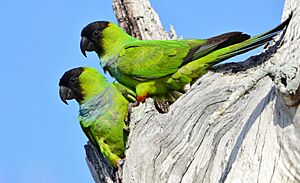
[167,13,293,91]
[214,13,292,64]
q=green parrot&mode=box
[80,14,292,112]
[59,67,130,168]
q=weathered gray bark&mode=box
[85,142,114,183]
[112,0,176,40]
[85,0,300,182]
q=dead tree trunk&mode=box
[85,0,300,182]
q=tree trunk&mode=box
[85,0,300,182]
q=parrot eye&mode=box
[70,77,76,83]
[92,30,100,37]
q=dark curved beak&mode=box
[59,86,75,105]
[80,36,98,57]
[80,37,88,57]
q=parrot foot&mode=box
[154,100,170,113]
[131,100,140,107]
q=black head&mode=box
[59,67,84,104]
[80,21,109,57]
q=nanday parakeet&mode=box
[59,67,130,168]
[80,14,292,112]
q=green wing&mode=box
[117,33,252,79]
[117,40,192,79]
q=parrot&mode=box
[59,67,131,169]
[80,14,292,112]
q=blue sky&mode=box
[0,0,284,182]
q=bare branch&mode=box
[112,0,171,40]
